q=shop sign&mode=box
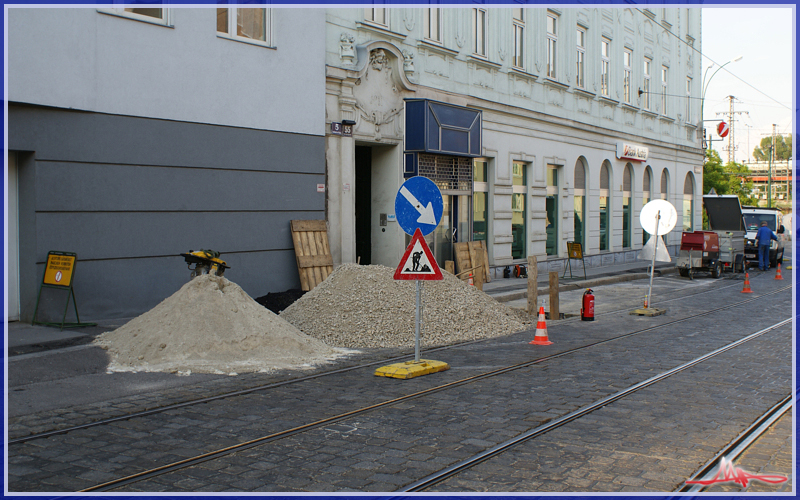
[616,142,649,162]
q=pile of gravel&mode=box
[95,275,346,376]
[280,264,526,349]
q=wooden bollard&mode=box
[527,256,538,316]
[474,251,484,291]
[549,271,560,320]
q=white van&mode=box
[742,207,786,267]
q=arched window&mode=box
[683,172,695,232]
[622,163,633,248]
[574,158,587,249]
[643,166,652,244]
[660,169,669,200]
[599,162,611,251]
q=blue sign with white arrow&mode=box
[394,176,443,236]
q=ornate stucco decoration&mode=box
[350,41,417,142]
[402,50,416,75]
[340,33,356,65]
[403,11,415,31]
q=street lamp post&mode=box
[701,56,743,151]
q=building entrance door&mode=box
[7,151,20,321]
[430,194,471,267]
[355,146,372,265]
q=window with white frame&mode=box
[473,8,487,56]
[661,65,668,115]
[513,8,524,69]
[546,13,557,79]
[643,57,652,110]
[365,8,387,27]
[424,8,441,42]
[100,7,170,26]
[685,77,692,122]
[217,8,271,44]
[623,48,632,103]
[600,38,610,96]
[576,27,586,88]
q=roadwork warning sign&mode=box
[394,228,442,281]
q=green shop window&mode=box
[512,162,527,259]
[473,160,489,242]
[546,165,559,256]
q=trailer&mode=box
[676,195,746,279]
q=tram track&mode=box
[70,310,792,492]
[399,319,792,492]
[678,394,793,492]
[9,283,792,447]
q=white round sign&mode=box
[640,200,678,235]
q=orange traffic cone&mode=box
[530,305,553,345]
[741,272,753,293]
[775,263,784,280]
[468,273,474,286]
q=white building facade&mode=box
[325,7,704,273]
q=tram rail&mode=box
[74,313,791,492]
[8,284,791,448]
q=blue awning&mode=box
[405,99,482,157]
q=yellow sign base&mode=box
[374,359,450,379]
[630,307,667,317]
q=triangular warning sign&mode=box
[394,228,443,281]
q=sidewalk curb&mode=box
[489,268,678,303]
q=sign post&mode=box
[32,251,97,330]
[375,177,449,379]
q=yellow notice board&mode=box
[567,242,584,259]
[43,252,76,287]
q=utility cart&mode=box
[676,195,746,279]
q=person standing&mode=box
[755,220,778,271]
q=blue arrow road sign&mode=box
[394,176,443,236]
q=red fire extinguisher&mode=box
[581,288,595,321]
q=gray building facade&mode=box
[6,7,326,321]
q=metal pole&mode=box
[415,280,421,363]
[647,210,661,308]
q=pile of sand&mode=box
[94,275,348,375]
[280,264,526,349]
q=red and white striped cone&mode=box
[468,273,474,286]
[529,305,553,345]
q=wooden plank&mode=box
[292,220,327,232]
[291,228,310,292]
[445,260,455,274]
[297,254,334,268]
[454,242,470,275]
[549,271,560,319]
[473,248,484,291]
[290,220,334,292]
[299,231,315,289]
[309,231,324,287]
[467,243,478,285]
[481,241,491,283]
[527,256,538,316]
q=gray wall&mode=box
[10,104,325,321]
[8,8,325,136]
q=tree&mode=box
[703,148,758,205]
[753,134,792,161]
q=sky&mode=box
[700,7,794,165]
